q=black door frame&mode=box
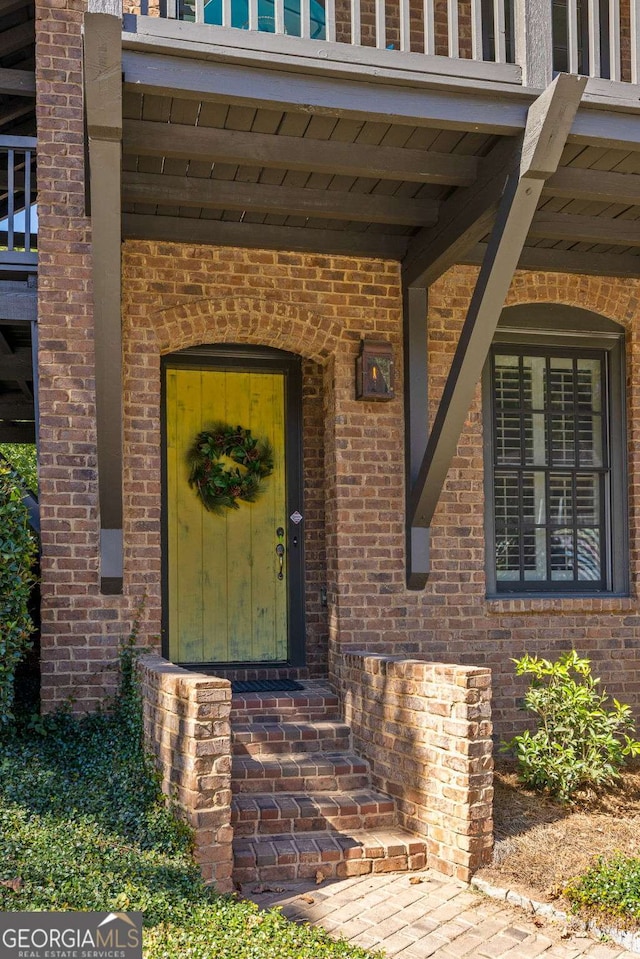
[160,343,306,668]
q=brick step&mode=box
[233,828,428,884]
[232,789,397,837]
[230,683,339,725]
[232,720,352,757]
[231,752,370,794]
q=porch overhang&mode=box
[82,7,640,594]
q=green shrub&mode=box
[0,443,37,493]
[565,854,640,922]
[0,461,36,724]
[503,650,640,802]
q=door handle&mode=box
[275,543,285,580]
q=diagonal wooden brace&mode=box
[406,73,587,588]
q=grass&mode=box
[0,665,376,959]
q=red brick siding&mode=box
[341,652,494,882]
[36,0,140,711]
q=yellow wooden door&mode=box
[166,367,288,664]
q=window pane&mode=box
[523,528,547,581]
[495,413,521,464]
[494,355,520,408]
[522,356,545,410]
[550,414,575,466]
[496,529,520,579]
[523,413,547,466]
[549,473,573,525]
[578,414,603,467]
[548,357,574,409]
[577,358,601,412]
[495,473,519,524]
[550,528,574,580]
[521,471,545,524]
[490,342,614,593]
[577,528,601,581]
[576,474,600,525]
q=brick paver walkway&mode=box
[246,872,638,958]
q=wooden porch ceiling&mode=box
[0,303,36,444]
[0,0,35,136]
[121,87,640,278]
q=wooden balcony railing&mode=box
[132,0,640,87]
[0,136,37,270]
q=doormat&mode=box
[231,679,305,694]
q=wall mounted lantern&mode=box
[355,339,395,401]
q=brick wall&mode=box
[36,0,141,711]
[37,101,640,737]
[138,653,234,891]
[116,246,640,740]
[340,652,493,882]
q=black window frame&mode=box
[483,305,628,598]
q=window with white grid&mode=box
[487,335,626,595]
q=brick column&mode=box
[138,654,234,892]
[340,651,494,882]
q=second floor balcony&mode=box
[122,0,640,91]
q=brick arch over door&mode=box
[121,294,355,674]
[148,295,347,364]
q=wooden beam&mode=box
[513,0,553,88]
[0,104,35,129]
[0,348,33,377]
[0,21,34,59]
[0,423,35,442]
[123,171,439,226]
[0,0,33,16]
[122,50,529,136]
[84,11,124,591]
[0,288,36,321]
[88,0,122,12]
[462,243,640,277]
[402,137,518,289]
[126,12,521,86]
[409,73,586,534]
[0,251,37,268]
[84,13,122,141]
[122,118,479,187]
[545,166,640,205]
[0,68,35,98]
[529,211,640,246]
[0,397,33,417]
[403,284,430,589]
[122,213,410,259]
